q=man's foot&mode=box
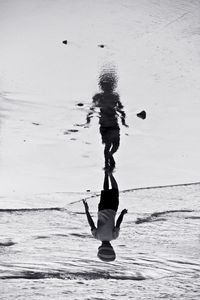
[104,162,116,174]
[109,155,115,167]
[108,164,115,173]
[103,160,110,172]
[103,166,110,172]
[103,167,114,175]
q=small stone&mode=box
[136,110,146,120]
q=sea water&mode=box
[0,184,200,299]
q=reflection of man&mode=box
[83,171,128,262]
[86,71,128,170]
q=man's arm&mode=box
[116,209,128,228]
[116,100,129,127]
[86,107,94,124]
[86,94,99,125]
[83,200,96,230]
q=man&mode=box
[83,171,127,262]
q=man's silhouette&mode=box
[86,70,128,170]
[83,170,127,262]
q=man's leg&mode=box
[104,142,112,168]
[103,171,109,191]
[109,172,118,191]
[110,139,120,156]
[108,172,119,211]
[109,140,119,168]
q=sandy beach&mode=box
[0,0,200,299]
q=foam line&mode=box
[121,181,200,193]
[0,207,63,213]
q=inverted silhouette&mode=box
[83,171,127,262]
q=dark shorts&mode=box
[98,189,119,212]
[99,126,120,145]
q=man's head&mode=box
[97,241,116,262]
[99,71,117,93]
